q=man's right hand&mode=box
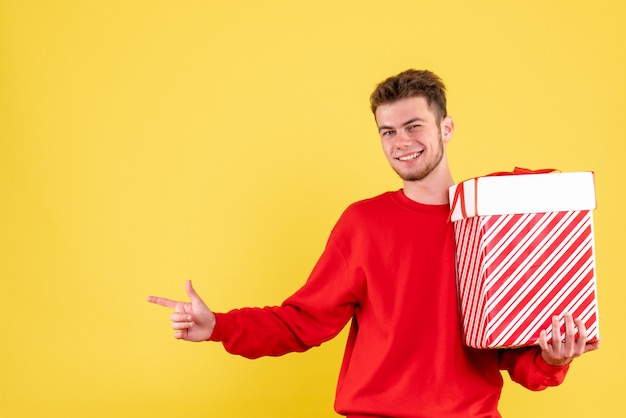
[147,280,216,342]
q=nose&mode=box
[394,131,412,149]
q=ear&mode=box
[441,115,454,143]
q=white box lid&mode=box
[448,171,596,221]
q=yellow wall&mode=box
[1,1,624,417]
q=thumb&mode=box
[185,279,201,302]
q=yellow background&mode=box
[1,1,624,417]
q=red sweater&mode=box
[209,191,569,417]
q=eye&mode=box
[381,130,395,137]
[407,124,420,131]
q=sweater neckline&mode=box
[390,189,450,215]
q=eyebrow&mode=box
[378,117,427,132]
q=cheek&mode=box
[382,143,395,157]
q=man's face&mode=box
[375,97,452,182]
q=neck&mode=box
[402,169,454,205]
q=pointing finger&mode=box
[147,295,178,309]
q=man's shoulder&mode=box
[335,191,401,225]
[345,190,398,212]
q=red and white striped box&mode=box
[448,170,600,348]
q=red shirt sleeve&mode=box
[499,346,570,391]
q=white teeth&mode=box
[398,151,422,161]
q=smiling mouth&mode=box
[397,151,423,161]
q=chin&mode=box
[396,169,429,182]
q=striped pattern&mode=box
[454,210,600,348]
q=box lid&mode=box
[448,171,596,221]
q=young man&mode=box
[148,70,598,417]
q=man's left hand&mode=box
[538,312,600,366]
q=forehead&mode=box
[374,96,436,127]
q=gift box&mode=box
[448,168,600,348]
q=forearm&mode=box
[209,306,318,358]
[209,300,354,358]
